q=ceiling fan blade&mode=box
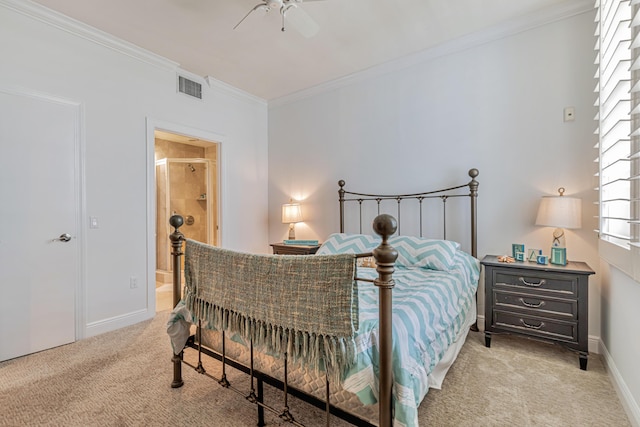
[233,3,269,30]
[283,4,320,38]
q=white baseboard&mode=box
[476,314,485,331]
[85,308,154,338]
[588,335,600,354]
[600,340,640,427]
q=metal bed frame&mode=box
[168,168,479,427]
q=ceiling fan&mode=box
[233,0,324,37]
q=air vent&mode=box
[178,75,202,99]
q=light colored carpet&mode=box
[156,285,175,313]
[0,312,630,426]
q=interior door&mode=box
[0,90,79,361]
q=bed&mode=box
[167,169,480,427]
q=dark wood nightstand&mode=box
[481,255,594,370]
[270,243,321,255]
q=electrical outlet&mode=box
[130,276,138,289]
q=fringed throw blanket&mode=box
[183,239,358,382]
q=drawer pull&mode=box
[518,277,546,287]
[518,298,546,308]
[520,319,545,330]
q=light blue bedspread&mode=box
[342,251,479,426]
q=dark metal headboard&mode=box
[338,168,479,258]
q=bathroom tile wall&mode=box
[155,138,213,281]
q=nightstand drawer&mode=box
[494,271,577,297]
[494,289,576,320]
[493,310,578,343]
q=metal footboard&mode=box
[169,214,398,427]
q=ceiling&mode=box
[33,0,576,101]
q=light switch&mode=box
[90,216,99,229]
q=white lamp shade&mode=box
[535,196,582,229]
[282,203,303,224]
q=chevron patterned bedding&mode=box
[196,234,479,427]
[318,233,462,271]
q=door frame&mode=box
[1,85,86,341]
[145,117,224,312]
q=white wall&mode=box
[0,2,268,336]
[600,264,640,425]
[268,10,600,338]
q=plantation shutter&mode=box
[630,0,640,255]
[595,0,640,280]
[596,0,632,247]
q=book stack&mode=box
[283,239,319,246]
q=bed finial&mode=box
[170,214,184,230]
[468,168,479,199]
[372,213,397,240]
[372,214,398,276]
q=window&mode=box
[595,0,640,280]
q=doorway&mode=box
[153,130,220,312]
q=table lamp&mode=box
[282,201,303,240]
[535,187,582,248]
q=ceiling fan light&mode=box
[267,0,283,9]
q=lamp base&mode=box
[288,223,296,240]
[552,228,566,248]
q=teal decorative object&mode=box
[512,244,525,258]
[550,247,567,266]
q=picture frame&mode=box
[527,248,541,262]
[550,247,567,266]
[512,244,525,258]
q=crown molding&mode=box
[1,0,179,71]
[205,76,267,106]
[269,0,594,108]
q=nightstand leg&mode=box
[484,332,492,348]
[579,352,588,371]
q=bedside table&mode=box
[270,243,321,255]
[481,255,594,370]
